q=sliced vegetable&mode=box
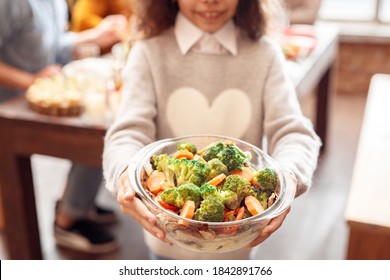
[245,195,265,216]
[155,196,179,212]
[223,206,245,234]
[146,171,166,194]
[174,149,194,159]
[196,142,216,155]
[194,154,207,163]
[231,166,254,182]
[178,200,195,226]
[223,209,236,222]
[235,206,245,220]
[207,173,226,186]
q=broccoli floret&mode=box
[159,183,202,208]
[202,141,225,161]
[217,143,248,172]
[221,174,255,205]
[254,190,269,210]
[171,158,210,187]
[175,183,202,208]
[218,190,240,210]
[150,154,175,185]
[199,183,218,199]
[177,142,197,154]
[152,155,210,187]
[194,197,224,222]
[159,188,180,207]
[207,158,229,179]
[252,167,278,191]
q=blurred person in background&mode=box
[71,0,132,31]
[284,0,322,25]
[0,0,125,254]
[70,0,133,53]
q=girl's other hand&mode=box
[246,206,291,247]
[116,168,172,245]
[247,169,296,247]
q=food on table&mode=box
[26,76,84,117]
[26,58,115,117]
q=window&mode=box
[319,0,390,23]
[379,0,390,22]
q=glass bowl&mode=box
[128,135,295,253]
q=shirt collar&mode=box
[174,12,237,56]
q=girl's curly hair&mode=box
[130,0,283,41]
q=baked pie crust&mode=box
[26,76,84,117]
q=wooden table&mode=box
[0,99,107,259]
[345,74,390,259]
[0,24,339,259]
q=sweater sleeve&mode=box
[103,41,157,194]
[262,41,321,197]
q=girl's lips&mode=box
[197,11,224,20]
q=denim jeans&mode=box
[59,163,103,218]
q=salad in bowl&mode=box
[128,135,295,253]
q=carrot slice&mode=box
[174,150,194,159]
[207,173,226,186]
[245,195,265,216]
[235,206,245,220]
[178,200,195,226]
[155,196,179,212]
[223,207,245,234]
[231,166,254,182]
[193,154,207,163]
[146,171,166,194]
[223,209,236,222]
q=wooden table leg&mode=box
[0,189,4,229]
[0,120,42,259]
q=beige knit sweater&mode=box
[103,28,321,259]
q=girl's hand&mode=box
[247,170,296,247]
[116,168,172,245]
[246,206,291,247]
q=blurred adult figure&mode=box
[71,0,132,32]
[70,0,132,53]
[0,0,124,253]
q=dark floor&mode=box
[0,93,367,260]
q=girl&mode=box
[103,0,321,260]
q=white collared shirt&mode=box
[174,12,238,55]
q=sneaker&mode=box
[54,219,119,254]
[86,204,118,225]
[55,200,118,225]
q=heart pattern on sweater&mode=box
[166,87,252,138]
